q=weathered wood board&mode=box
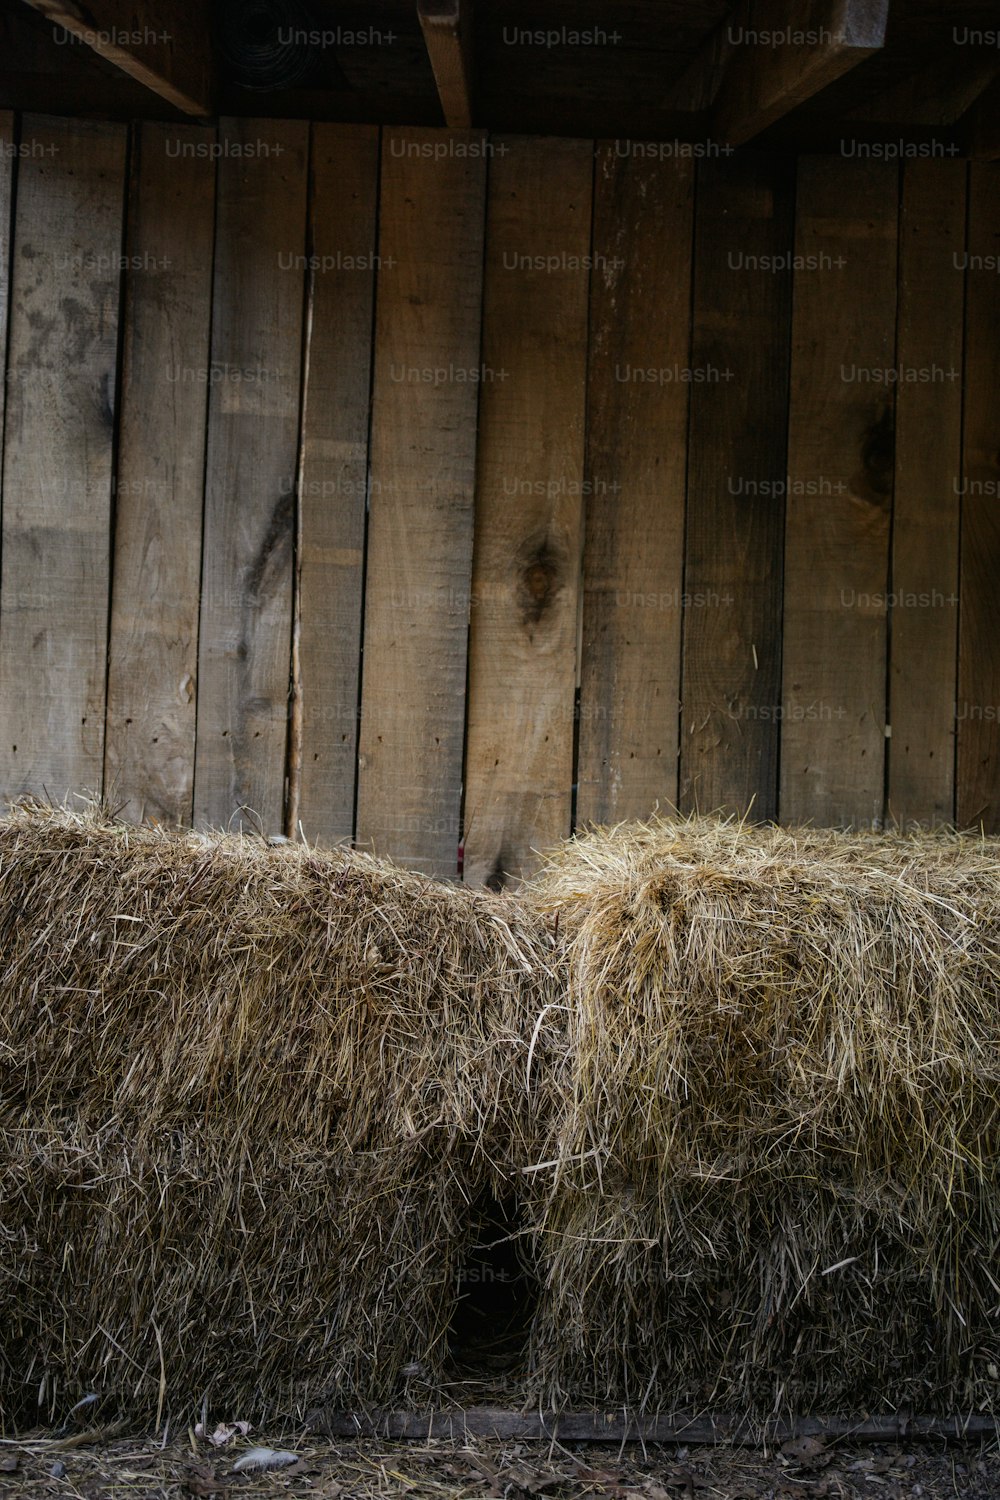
[576,144,692,828]
[0,113,14,498]
[780,157,898,828]
[680,153,794,823]
[888,159,964,829]
[193,118,308,836]
[355,127,487,876]
[293,123,378,846]
[463,136,592,887]
[0,115,127,804]
[104,121,216,826]
[957,161,1000,831]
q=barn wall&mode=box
[0,112,997,879]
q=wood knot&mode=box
[516,538,563,628]
[858,405,894,505]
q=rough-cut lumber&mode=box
[18,0,212,115]
[193,119,308,836]
[957,161,1000,830]
[104,122,215,826]
[417,0,474,128]
[576,145,692,828]
[355,128,486,876]
[309,1407,999,1444]
[463,137,592,888]
[780,157,897,828]
[0,115,126,805]
[887,161,964,829]
[292,124,378,846]
[710,0,890,146]
[0,112,13,520]
[680,153,793,822]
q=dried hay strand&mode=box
[520,815,1000,1416]
[0,803,561,1427]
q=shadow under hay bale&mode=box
[520,816,1000,1417]
[0,804,561,1427]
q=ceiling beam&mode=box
[960,75,1000,158]
[417,0,473,128]
[675,0,890,147]
[18,0,212,116]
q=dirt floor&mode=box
[0,1428,998,1500]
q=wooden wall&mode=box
[0,113,998,880]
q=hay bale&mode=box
[6,804,1000,1427]
[521,816,1000,1416]
[0,803,560,1426]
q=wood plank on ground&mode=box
[679,152,794,823]
[0,115,127,806]
[887,159,964,830]
[104,121,215,826]
[308,1406,998,1444]
[193,118,308,835]
[957,161,1000,831]
[292,123,378,846]
[575,144,693,828]
[779,157,898,828]
[355,127,487,876]
[463,135,592,888]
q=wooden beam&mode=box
[18,0,212,116]
[960,76,1000,158]
[687,0,890,146]
[417,0,473,128]
[308,1406,999,1445]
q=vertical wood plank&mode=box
[576,145,693,828]
[957,161,1000,831]
[355,127,487,876]
[0,113,14,485]
[294,124,378,846]
[888,160,964,829]
[193,119,308,835]
[680,153,794,822]
[464,136,592,888]
[780,158,898,828]
[104,122,216,826]
[0,115,126,804]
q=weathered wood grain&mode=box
[0,115,127,805]
[193,118,308,835]
[957,161,1000,831]
[576,144,692,828]
[104,121,215,826]
[309,1405,998,1444]
[780,157,898,828]
[888,160,964,829]
[355,127,487,875]
[19,0,213,115]
[292,123,378,845]
[0,113,14,484]
[680,153,793,823]
[463,136,592,887]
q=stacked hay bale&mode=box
[0,804,561,1426]
[3,805,1000,1426]
[520,817,1000,1417]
